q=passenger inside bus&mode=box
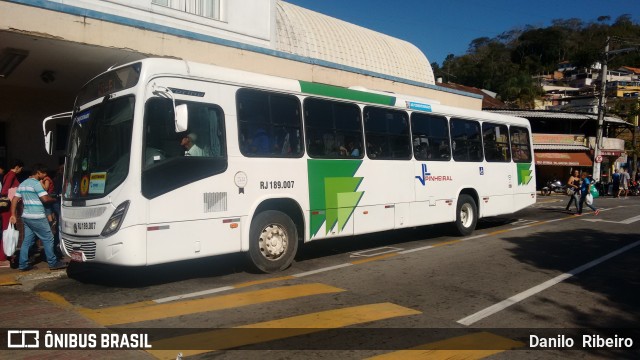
[340,138,360,157]
[250,127,270,154]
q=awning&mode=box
[535,152,593,166]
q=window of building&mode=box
[482,122,510,162]
[410,113,451,161]
[237,89,303,158]
[304,98,363,158]
[363,107,411,160]
[152,0,221,20]
[450,118,483,162]
[142,98,227,198]
[510,126,532,163]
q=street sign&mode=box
[595,155,603,163]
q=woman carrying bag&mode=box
[576,171,600,216]
[0,159,24,267]
[565,169,581,213]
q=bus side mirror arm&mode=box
[42,111,72,155]
[152,84,189,132]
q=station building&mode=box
[0,0,482,169]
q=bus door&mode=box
[479,122,514,216]
[509,126,535,212]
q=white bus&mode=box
[51,58,536,273]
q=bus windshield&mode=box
[64,96,134,200]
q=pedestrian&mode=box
[9,164,67,271]
[619,168,630,199]
[611,169,620,198]
[1,159,24,268]
[565,169,581,213]
[40,169,56,226]
[576,171,600,216]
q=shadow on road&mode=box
[57,216,520,287]
[501,229,640,359]
[64,253,246,287]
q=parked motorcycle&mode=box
[629,180,640,196]
[540,179,566,196]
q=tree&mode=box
[434,16,640,109]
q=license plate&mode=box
[70,251,85,262]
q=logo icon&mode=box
[7,330,40,348]
[415,164,432,186]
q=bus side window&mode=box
[482,122,510,162]
[142,97,227,199]
[450,118,482,162]
[364,106,411,160]
[304,97,363,159]
[237,89,302,158]
[411,113,450,161]
[510,126,532,162]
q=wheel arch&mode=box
[459,187,480,218]
[242,197,305,252]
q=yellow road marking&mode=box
[234,275,295,288]
[432,239,462,247]
[81,283,345,326]
[147,302,421,359]
[351,253,398,265]
[0,273,19,286]
[38,291,75,309]
[366,331,524,359]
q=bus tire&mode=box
[454,194,477,236]
[247,210,298,273]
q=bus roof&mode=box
[100,58,530,127]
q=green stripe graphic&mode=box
[299,81,396,106]
[308,159,364,237]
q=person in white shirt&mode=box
[180,133,207,156]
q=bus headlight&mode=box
[101,201,130,237]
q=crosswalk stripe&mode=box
[147,302,421,359]
[366,332,524,359]
[80,283,345,326]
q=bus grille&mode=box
[62,239,97,260]
[63,206,107,219]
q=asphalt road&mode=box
[18,195,640,359]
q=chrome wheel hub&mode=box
[259,224,288,261]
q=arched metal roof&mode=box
[276,1,435,85]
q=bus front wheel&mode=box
[247,210,298,273]
[454,194,478,236]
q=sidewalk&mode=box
[0,266,154,359]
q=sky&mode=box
[284,0,638,65]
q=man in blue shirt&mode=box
[577,171,600,216]
[612,169,620,198]
[9,164,67,271]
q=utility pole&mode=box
[633,96,639,181]
[592,37,609,182]
[592,37,639,181]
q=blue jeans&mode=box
[578,191,597,214]
[565,192,579,211]
[19,217,59,269]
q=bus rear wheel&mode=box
[454,194,477,236]
[247,210,298,273]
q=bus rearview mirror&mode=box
[175,104,188,132]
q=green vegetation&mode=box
[432,15,640,107]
